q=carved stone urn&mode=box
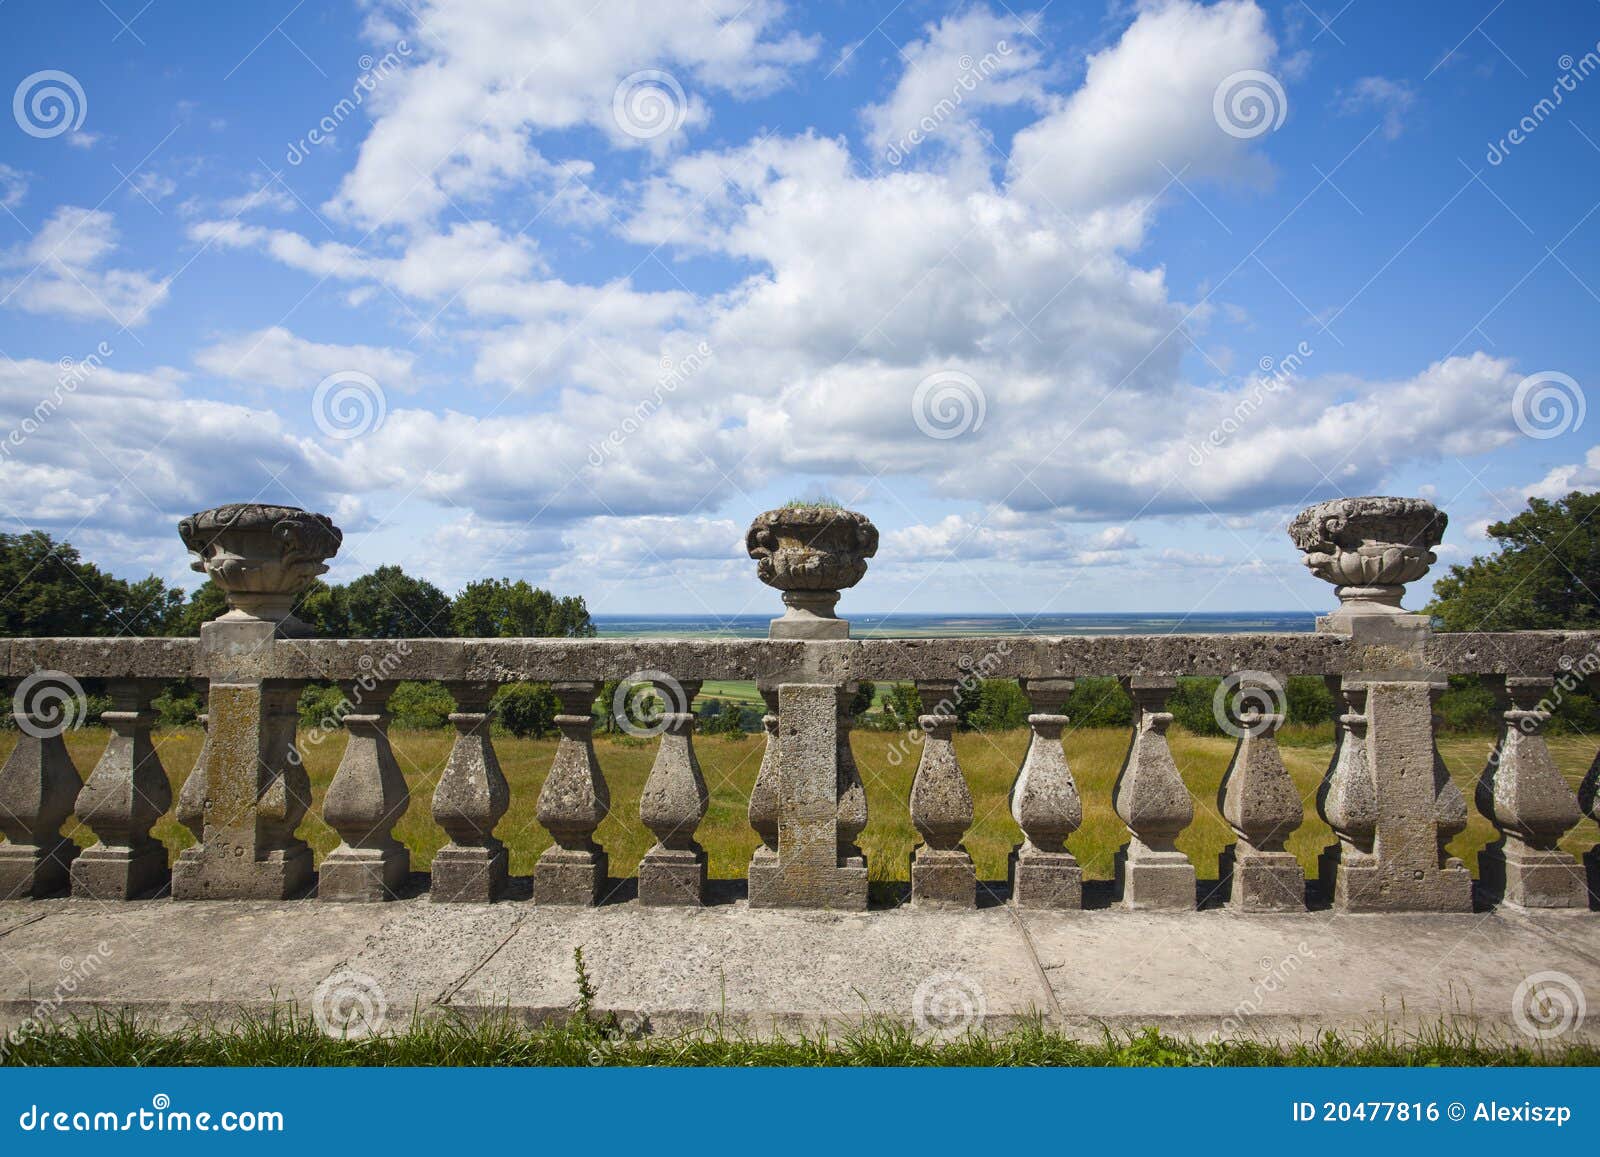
[1287,496,1445,620]
[745,505,878,638]
[178,503,343,635]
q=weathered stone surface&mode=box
[1343,680,1471,912]
[534,682,609,906]
[3,637,198,679]
[1010,679,1082,909]
[5,901,1596,1041]
[1113,678,1195,910]
[748,506,877,638]
[1217,691,1305,912]
[746,684,782,904]
[175,708,209,842]
[10,629,1600,688]
[179,504,342,636]
[319,683,410,902]
[911,681,976,908]
[70,679,172,900]
[173,621,313,900]
[638,681,707,907]
[1317,680,1380,907]
[1289,496,1445,621]
[1581,755,1600,905]
[760,683,867,910]
[430,683,509,903]
[0,697,82,899]
[1476,676,1587,908]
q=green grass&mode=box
[4,1006,1595,1067]
[6,725,1597,884]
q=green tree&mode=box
[341,565,453,638]
[1428,491,1600,631]
[452,579,596,638]
[0,531,184,636]
[1428,491,1600,732]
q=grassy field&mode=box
[7,723,1597,886]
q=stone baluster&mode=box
[320,682,410,901]
[746,683,781,902]
[1581,745,1599,904]
[639,679,707,906]
[172,503,340,900]
[1475,676,1586,908]
[71,679,173,899]
[175,704,209,844]
[1216,676,1304,911]
[431,682,509,902]
[1113,677,1195,909]
[836,684,868,872]
[1009,678,1081,908]
[535,681,610,905]
[1316,679,1379,906]
[910,679,975,907]
[0,678,84,897]
[1429,680,1472,887]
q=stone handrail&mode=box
[1,496,1596,914]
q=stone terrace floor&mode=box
[3,894,1598,1041]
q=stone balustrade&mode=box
[0,497,1596,914]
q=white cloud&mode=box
[1523,445,1600,499]
[864,6,1049,172]
[25,0,1537,602]
[0,207,170,327]
[1339,76,1415,140]
[0,165,27,210]
[194,326,418,392]
[327,0,819,228]
[1007,0,1278,224]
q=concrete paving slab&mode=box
[1020,908,1600,1042]
[0,898,1595,1042]
[0,899,393,1033]
[450,904,1048,1033]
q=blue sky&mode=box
[1,0,1597,620]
